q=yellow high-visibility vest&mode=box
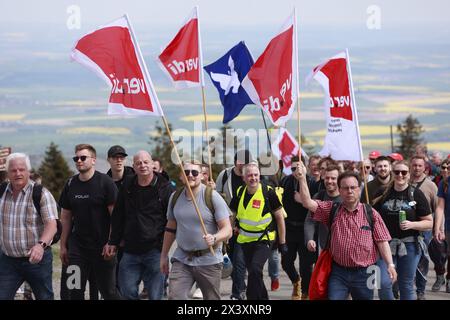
[236,184,276,244]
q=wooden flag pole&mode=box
[294,8,302,159]
[161,116,215,256]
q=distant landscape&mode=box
[1,18,449,171]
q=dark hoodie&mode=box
[109,172,175,254]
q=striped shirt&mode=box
[0,181,58,257]
[312,200,391,268]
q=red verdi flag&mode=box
[71,16,163,116]
[158,6,203,89]
[242,12,298,126]
[272,128,299,175]
[306,51,362,161]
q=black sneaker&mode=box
[432,275,446,292]
[417,292,426,300]
[446,280,450,293]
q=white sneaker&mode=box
[192,288,203,299]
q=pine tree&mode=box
[38,142,74,199]
[395,114,425,160]
[148,121,181,185]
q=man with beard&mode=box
[364,156,393,204]
[280,156,318,300]
[304,165,342,254]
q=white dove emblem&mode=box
[210,56,240,95]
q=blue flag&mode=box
[204,41,254,123]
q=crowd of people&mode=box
[0,142,449,301]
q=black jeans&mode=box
[281,234,316,293]
[241,241,271,300]
[66,238,121,300]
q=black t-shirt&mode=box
[231,169,244,199]
[229,184,282,214]
[373,187,431,239]
[59,171,118,250]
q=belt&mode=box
[333,261,368,271]
[184,245,218,261]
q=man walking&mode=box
[161,160,232,300]
[0,153,58,300]
[229,162,287,300]
[59,144,120,300]
[295,164,397,300]
[106,151,173,300]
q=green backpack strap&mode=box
[205,185,215,216]
[171,186,215,216]
[170,188,184,212]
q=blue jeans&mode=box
[118,249,164,300]
[416,231,431,294]
[376,258,394,300]
[229,238,246,299]
[0,249,53,300]
[393,242,421,300]
[328,263,373,300]
[268,249,279,280]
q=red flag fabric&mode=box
[306,51,362,161]
[158,7,203,89]
[272,128,299,175]
[242,12,298,126]
[71,16,163,116]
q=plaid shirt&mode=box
[0,181,58,257]
[312,200,391,268]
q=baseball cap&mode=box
[388,153,404,161]
[107,145,128,158]
[368,150,381,160]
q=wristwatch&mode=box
[38,240,47,249]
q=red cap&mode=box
[368,150,381,160]
[389,153,404,161]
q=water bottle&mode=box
[221,254,233,279]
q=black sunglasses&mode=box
[365,166,371,170]
[291,167,297,172]
[441,165,448,170]
[393,170,409,176]
[72,155,89,162]
[184,169,199,177]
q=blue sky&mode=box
[2,0,450,28]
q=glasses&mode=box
[291,167,297,172]
[393,170,409,176]
[184,169,199,177]
[340,185,359,192]
[441,165,448,171]
[365,166,371,170]
[72,155,90,162]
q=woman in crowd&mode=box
[372,160,433,300]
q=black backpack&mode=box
[0,182,62,245]
[326,202,374,248]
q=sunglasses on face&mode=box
[72,155,90,162]
[393,170,409,176]
[365,166,371,170]
[291,167,297,172]
[441,165,448,171]
[184,169,199,177]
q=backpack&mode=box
[170,185,215,215]
[0,182,62,245]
